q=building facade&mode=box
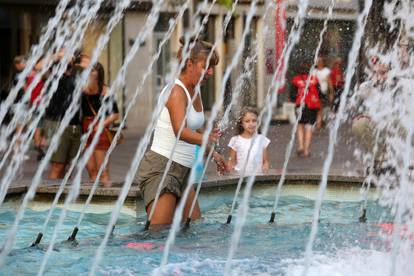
[0,0,360,131]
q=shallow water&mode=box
[0,185,410,275]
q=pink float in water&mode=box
[125,242,156,250]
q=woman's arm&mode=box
[166,86,216,145]
[103,113,119,127]
[227,149,237,172]
[262,147,269,173]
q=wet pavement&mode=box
[4,120,364,197]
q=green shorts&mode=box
[136,150,191,207]
[49,122,82,164]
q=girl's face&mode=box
[241,112,258,135]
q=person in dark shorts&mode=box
[135,37,227,227]
[45,51,85,179]
[292,63,321,157]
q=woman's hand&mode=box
[208,125,223,143]
[212,151,227,175]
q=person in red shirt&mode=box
[330,57,344,113]
[292,63,320,157]
[24,58,46,160]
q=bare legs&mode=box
[297,124,313,157]
[48,162,66,179]
[146,188,201,226]
[86,149,111,186]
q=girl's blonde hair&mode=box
[237,106,259,134]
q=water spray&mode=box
[269,0,335,224]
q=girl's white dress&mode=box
[228,134,270,174]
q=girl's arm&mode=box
[227,149,237,172]
[166,86,216,145]
[262,147,269,173]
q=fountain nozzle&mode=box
[184,218,191,229]
[31,232,43,247]
[144,220,150,231]
[68,227,78,241]
[226,215,232,224]
[269,212,276,223]
[359,208,367,223]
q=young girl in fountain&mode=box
[227,107,270,175]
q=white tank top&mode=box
[151,79,205,168]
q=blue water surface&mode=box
[0,184,393,275]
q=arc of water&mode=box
[35,0,184,274]
[144,0,248,230]
[157,1,258,273]
[37,0,133,238]
[222,0,310,273]
[75,0,194,230]
[0,0,71,127]
[386,8,414,274]
[197,2,274,225]
[225,133,259,224]
[145,0,218,229]
[301,1,373,275]
[359,130,380,223]
[86,0,211,274]
[0,1,103,209]
[0,0,108,266]
[270,0,335,222]
[185,146,215,226]
[199,44,260,225]
[87,0,242,271]
[0,5,84,170]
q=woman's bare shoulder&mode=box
[168,84,187,101]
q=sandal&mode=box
[296,149,304,157]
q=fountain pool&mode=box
[1,184,410,275]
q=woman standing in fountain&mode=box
[136,37,227,226]
[82,62,119,187]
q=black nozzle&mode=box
[144,220,151,231]
[31,232,43,247]
[359,208,367,223]
[68,227,79,241]
[184,218,191,229]
[226,215,232,224]
[269,212,276,223]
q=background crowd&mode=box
[0,51,119,187]
[0,49,348,187]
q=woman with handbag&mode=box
[82,62,119,187]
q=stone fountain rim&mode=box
[5,173,366,201]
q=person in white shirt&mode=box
[314,57,333,129]
[227,107,270,175]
